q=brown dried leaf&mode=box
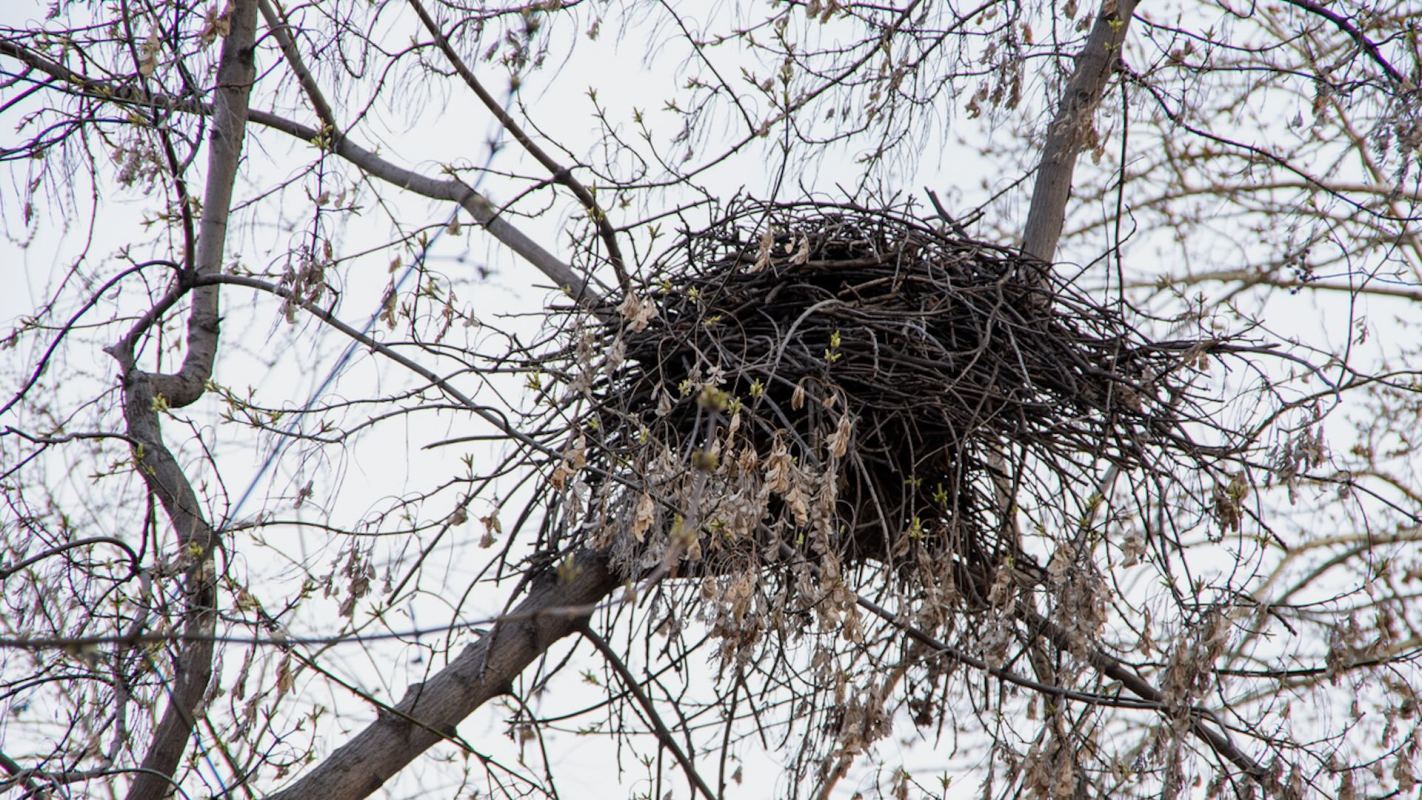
[827,413,853,458]
[198,1,232,46]
[618,292,656,332]
[765,439,792,494]
[479,514,501,548]
[137,31,160,76]
[752,227,774,273]
[275,655,295,696]
[789,233,810,265]
[631,492,655,542]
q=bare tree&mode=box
[2,1,1420,799]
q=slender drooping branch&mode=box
[111,2,259,798]
[266,552,620,800]
[768,542,1272,785]
[1016,608,1269,782]
[259,0,606,303]
[1020,0,1140,262]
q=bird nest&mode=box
[535,200,1237,600]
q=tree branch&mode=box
[110,3,259,798]
[266,551,620,800]
[0,39,600,307]
[579,622,718,800]
[770,542,1272,788]
[1281,0,1412,88]
[143,0,259,409]
[1017,608,1270,784]
[257,0,337,133]
[408,0,630,292]
[1021,0,1139,262]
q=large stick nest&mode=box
[538,200,1236,597]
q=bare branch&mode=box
[1281,0,1412,88]
[408,0,630,292]
[579,622,718,800]
[0,39,598,306]
[257,0,337,132]
[266,552,619,800]
[1018,608,1270,784]
[142,0,258,409]
[109,4,259,798]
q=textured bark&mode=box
[117,377,220,800]
[1021,0,1140,263]
[147,0,259,409]
[1011,5,1271,787]
[266,552,619,800]
[117,3,260,798]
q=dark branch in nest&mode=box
[536,198,1243,605]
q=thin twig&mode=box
[579,621,719,800]
[408,0,630,292]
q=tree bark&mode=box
[1021,0,1140,263]
[266,552,619,800]
[117,2,260,798]
[146,0,259,409]
[1011,2,1269,789]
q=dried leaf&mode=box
[198,1,233,46]
[827,413,853,458]
[478,514,501,548]
[765,440,792,494]
[275,656,295,696]
[789,233,810,265]
[752,227,774,272]
[618,292,656,331]
[631,492,655,542]
[137,31,159,76]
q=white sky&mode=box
[2,1,1419,797]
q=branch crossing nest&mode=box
[541,200,1233,604]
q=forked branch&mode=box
[408,0,631,292]
[579,623,717,800]
[0,39,597,305]
[110,1,260,798]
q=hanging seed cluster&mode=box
[539,200,1230,602]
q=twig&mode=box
[1282,0,1412,88]
[579,622,719,800]
[408,0,630,292]
[1017,608,1270,783]
[0,39,599,307]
